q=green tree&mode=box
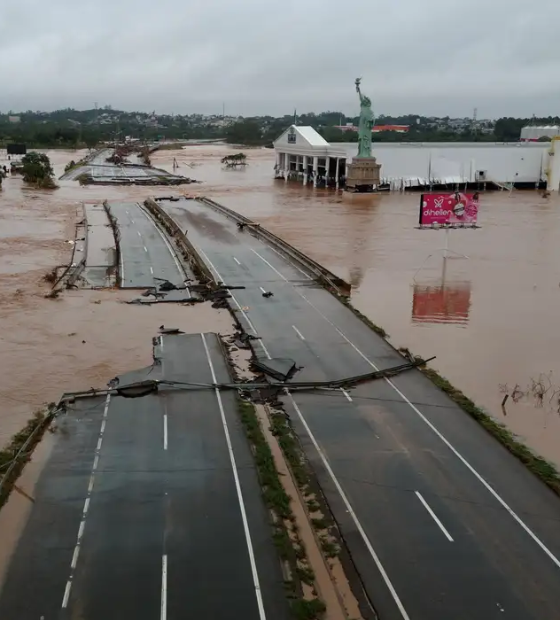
[21,152,57,188]
[225,119,263,145]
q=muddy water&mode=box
[0,150,229,444]
[160,145,560,467]
[2,146,560,470]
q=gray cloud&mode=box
[1,0,559,117]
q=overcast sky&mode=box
[1,0,559,118]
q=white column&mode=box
[547,139,560,190]
[325,156,330,186]
[303,155,308,185]
[312,156,318,187]
[335,157,340,188]
[285,153,289,181]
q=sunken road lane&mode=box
[160,197,560,620]
[108,201,189,289]
[0,333,290,620]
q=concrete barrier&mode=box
[197,197,352,298]
[144,198,214,285]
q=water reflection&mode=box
[411,257,472,325]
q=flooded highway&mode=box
[2,145,560,472]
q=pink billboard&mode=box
[419,192,479,226]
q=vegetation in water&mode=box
[21,152,57,188]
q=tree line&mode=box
[2,109,559,148]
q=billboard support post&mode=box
[413,192,479,282]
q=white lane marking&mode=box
[126,210,130,215]
[161,555,168,620]
[194,246,271,357]
[131,219,135,224]
[70,545,80,570]
[266,244,313,280]
[144,245,148,253]
[233,256,241,265]
[250,247,560,569]
[201,334,267,620]
[341,388,353,402]
[259,286,267,294]
[415,491,454,542]
[292,325,305,341]
[287,393,410,619]
[137,231,142,237]
[62,393,111,609]
[196,247,406,614]
[61,581,72,608]
[137,202,185,278]
[150,266,154,274]
[163,413,168,451]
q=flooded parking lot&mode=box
[2,145,560,469]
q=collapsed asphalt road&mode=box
[159,197,560,620]
[0,333,291,620]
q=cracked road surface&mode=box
[160,197,560,620]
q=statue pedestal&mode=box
[345,157,381,192]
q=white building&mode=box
[273,125,348,187]
[273,127,553,190]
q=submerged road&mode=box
[0,333,290,620]
[109,201,189,288]
[161,197,560,620]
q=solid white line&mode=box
[161,555,168,620]
[259,286,267,294]
[341,388,353,402]
[194,246,271,358]
[233,256,241,265]
[250,247,560,569]
[415,491,454,542]
[292,325,305,341]
[61,393,111,609]
[287,393,410,619]
[163,414,168,450]
[201,334,267,620]
[266,244,313,280]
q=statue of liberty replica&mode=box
[345,78,381,192]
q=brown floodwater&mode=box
[2,146,560,471]
[156,145,560,468]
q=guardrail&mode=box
[197,197,352,297]
[144,198,214,285]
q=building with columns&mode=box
[273,125,347,188]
